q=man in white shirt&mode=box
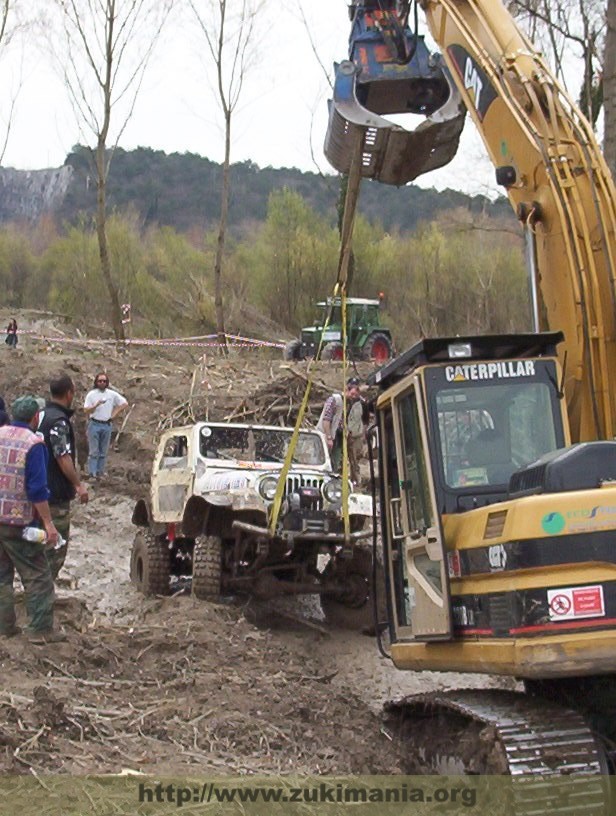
[84,372,128,479]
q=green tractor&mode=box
[284,297,394,364]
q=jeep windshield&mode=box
[199,426,326,466]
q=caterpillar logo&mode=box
[464,57,484,110]
[447,45,497,121]
[445,360,536,382]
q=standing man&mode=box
[317,377,361,472]
[84,372,128,480]
[346,393,370,485]
[38,373,89,580]
[0,396,63,643]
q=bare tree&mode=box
[187,0,266,351]
[605,0,616,178]
[0,1,25,164]
[508,0,605,127]
[47,0,171,340]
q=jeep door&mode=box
[152,431,195,523]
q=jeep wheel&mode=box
[130,529,171,596]
[320,546,385,630]
[362,332,393,364]
[321,342,344,361]
[192,535,223,600]
[283,339,302,361]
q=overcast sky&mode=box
[0,1,497,197]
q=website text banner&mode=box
[0,774,610,815]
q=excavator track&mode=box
[383,690,609,815]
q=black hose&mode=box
[367,425,392,661]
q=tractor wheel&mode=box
[320,545,386,630]
[321,342,344,361]
[283,339,301,361]
[362,332,393,364]
[130,529,171,596]
[192,535,223,600]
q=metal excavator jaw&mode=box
[324,1,466,186]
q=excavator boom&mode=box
[419,0,616,443]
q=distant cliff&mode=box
[0,147,511,233]
[0,165,74,222]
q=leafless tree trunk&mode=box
[48,0,171,340]
[0,1,24,164]
[605,0,616,178]
[188,0,266,352]
[508,0,605,127]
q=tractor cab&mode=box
[324,0,466,185]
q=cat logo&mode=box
[488,544,507,571]
[464,57,484,110]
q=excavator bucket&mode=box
[324,2,465,186]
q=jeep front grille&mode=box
[286,474,324,510]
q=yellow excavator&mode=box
[324,0,616,798]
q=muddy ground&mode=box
[0,310,507,776]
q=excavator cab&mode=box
[374,329,616,686]
[324,0,466,185]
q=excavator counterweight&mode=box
[324,0,465,185]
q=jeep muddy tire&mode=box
[362,332,393,364]
[283,339,301,361]
[320,546,385,630]
[192,535,223,600]
[130,529,171,596]
[321,342,344,361]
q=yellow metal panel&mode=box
[390,629,616,678]
[443,484,616,551]
[451,564,616,595]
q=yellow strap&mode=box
[268,135,363,538]
[268,283,342,536]
[341,290,350,543]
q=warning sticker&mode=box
[547,585,605,621]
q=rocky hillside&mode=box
[0,165,74,221]
[1,146,512,234]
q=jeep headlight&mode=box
[323,478,343,503]
[258,475,279,501]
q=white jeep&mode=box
[130,422,377,627]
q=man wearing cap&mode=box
[0,396,62,643]
[38,373,89,580]
[317,377,361,472]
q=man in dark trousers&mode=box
[0,396,62,643]
[38,373,89,579]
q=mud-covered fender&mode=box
[182,495,211,537]
[132,498,151,527]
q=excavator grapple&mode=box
[324,0,465,185]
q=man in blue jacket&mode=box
[0,396,63,643]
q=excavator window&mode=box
[381,407,412,626]
[435,381,559,489]
[398,391,442,597]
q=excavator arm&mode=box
[420,0,616,443]
[327,0,616,443]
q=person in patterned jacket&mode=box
[0,396,63,643]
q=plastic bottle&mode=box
[22,526,46,543]
[22,526,66,550]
